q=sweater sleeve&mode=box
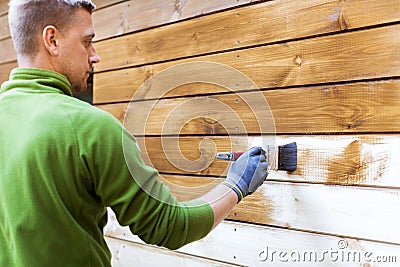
[78,110,214,249]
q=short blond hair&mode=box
[8,0,96,58]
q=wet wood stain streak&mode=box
[327,140,365,184]
[130,135,400,188]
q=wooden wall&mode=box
[0,0,16,84]
[94,0,400,266]
[1,0,400,266]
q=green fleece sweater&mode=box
[0,68,213,267]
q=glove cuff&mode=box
[222,181,244,203]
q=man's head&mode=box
[8,0,100,92]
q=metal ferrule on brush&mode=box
[215,142,297,172]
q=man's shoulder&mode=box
[47,95,124,137]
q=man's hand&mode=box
[222,147,268,202]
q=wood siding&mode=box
[1,0,400,266]
[94,0,400,265]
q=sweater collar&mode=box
[0,68,73,96]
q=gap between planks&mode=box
[104,211,400,266]
[93,0,400,72]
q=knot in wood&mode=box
[338,10,349,31]
[294,55,302,67]
[174,0,183,14]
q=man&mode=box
[0,1,268,266]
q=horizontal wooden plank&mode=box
[161,176,400,243]
[105,236,239,267]
[0,38,16,64]
[94,0,400,71]
[0,0,7,16]
[0,60,17,84]
[105,211,400,266]
[130,135,400,187]
[93,0,263,41]
[94,0,125,10]
[93,24,400,104]
[0,14,9,40]
[0,0,124,41]
[97,79,400,134]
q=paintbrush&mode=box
[216,142,297,172]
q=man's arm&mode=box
[199,184,238,229]
[83,112,268,249]
[199,146,268,229]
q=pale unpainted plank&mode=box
[0,37,16,64]
[0,14,9,40]
[161,176,400,243]
[129,135,400,187]
[93,24,400,103]
[105,211,400,267]
[94,0,400,71]
[93,0,263,41]
[96,80,400,134]
[105,236,240,267]
[237,182,400,244]
[0,60,17,84]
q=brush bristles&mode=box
[277,142,297,172]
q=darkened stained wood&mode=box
[130,135,400,187]
[0,37,16,64]
[0,0,8,16]
[96,80,400,134]
[0,14,9,40]
[93,25,400,103]
[93,0,125,10]
[0,60,17,84]
[94,0,400,72]
[0,0,265,43]
[93,0,264,41]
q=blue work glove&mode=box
[222,147,268,202]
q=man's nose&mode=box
[89,45,100,64]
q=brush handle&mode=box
[230,152,244,161]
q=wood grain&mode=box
[105,218,400,267]
[0,60,17,84]
[96,80,400,134]
[93,24,400,103]
[230,182,400,244]
[93,0,125,10]
[0,38,16,64]
[105,177,400,243]
[0,0,7,16]
[94,0,400,71]
[0,14,9,41]
[93,0,263,41]
[105,236,239,267]
[128,135,400,187]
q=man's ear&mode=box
[42,25,60,56]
